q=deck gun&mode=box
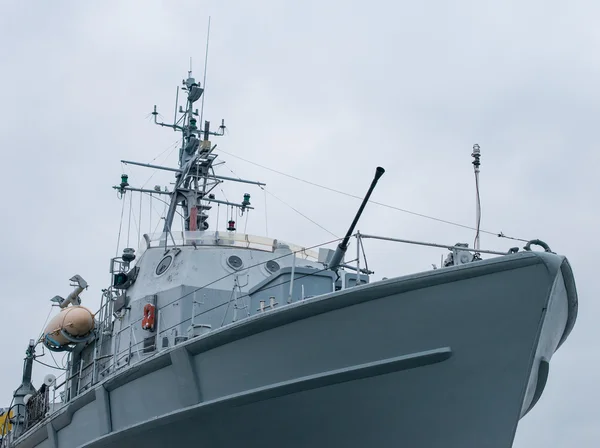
[328,166,385,272]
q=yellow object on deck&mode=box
[0,408,13,436]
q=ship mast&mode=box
[152,71,227,234]
[115,70,264,240]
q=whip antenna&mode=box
[471,143,482,251]
[200,16,211,126]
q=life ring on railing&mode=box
[142,304,156,331]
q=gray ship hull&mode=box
[15,251,577,448]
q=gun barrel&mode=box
[329,166,385,270]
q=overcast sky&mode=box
[1,1,598,446]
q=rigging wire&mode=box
[220,187,229,202]
[218,149,526,241]
[49,350,61,370]
[262,188,338,239]
[34,358,66,371]
[474,170,482,249]
[115,192,127,257]
[119,137,178,248]
[129,196,142,246]
[127,192,133,247]
[147,139,181,165]
[199,16,211,127]
[32,316,65,371]
[138,192,143,246]
[37,306,54,342]
[222,164,337,238]
[141,192,185,229]
[140,140,180,189]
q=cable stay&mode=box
[218,148,528,242]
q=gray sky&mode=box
[1,1,598,446]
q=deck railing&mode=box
[138,231,319,260]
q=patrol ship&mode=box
[0,68,578,448]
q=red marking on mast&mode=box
[190,206,198,231]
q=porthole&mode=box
[227,255,244,270]
[155,255,173,276]
[265,260,280,274]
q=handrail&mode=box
[138,231,319,260]
[359,233,511,256]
